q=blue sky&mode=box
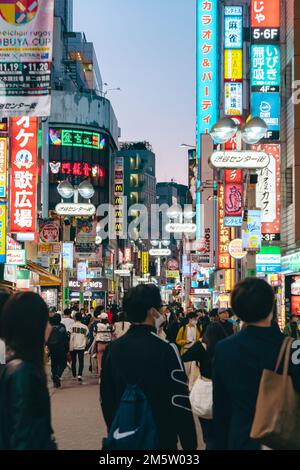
[73,0,196,185]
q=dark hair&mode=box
[0,290,11,338]
[123,284,161,323]
[94,305,105,318]
[64,308,71,316]
[187,312,198,321]
[231,278,275,323]
[1,292,49,372]
[291,314,299,321]
[75,312,82,322]
[50,314,61,326]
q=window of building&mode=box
[130,192,139,205]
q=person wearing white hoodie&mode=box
[94,313,114,378]
[69,312,89,382]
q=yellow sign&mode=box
[142,252,149,274]
[224,49,243,80]
[166,270,180,279]
[0,203,6,262]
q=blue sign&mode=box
[251,45,280,89]
[256,254,281,274]
[251,92,280,140]
[225,15,243,49]
[224,216,243,227]
[196,0,219,238]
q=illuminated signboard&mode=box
[251,0,280,27]
[218,184,231,269]
[196,0,219,138]
[0,203,6,263]
[224,170,243,227]
[0,137,7,197]
[224,82,243,116]
[242,210,262,251]
[49,128,106,150]
[49,162,105,179]
[224,49,243,81]
[256,246,281,274]
[251,93,280,140]
[224,9,243,49]
[254,144,280,240]
[251,45,280,91]
[10,117,38,234]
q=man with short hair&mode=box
[284,314,300,339]
[69,313,89,383]
[100,284,197,450]
[47,314,69,388]
[213,278,300,449]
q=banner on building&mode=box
[0,137,7,197]
[251,45,280,91]
[218,184,231,269]
[142,252,149,274]
[242,210,262,251]
[224,7,243,49]
[39,219,60,243]
[251,93,280,141]
[0,0,54,117]
[200,135,214,266]
[224,49,243,81]
[10,117,38,234]
[224,82,243,116]
[224,170,243,226]
[254,144,281,240]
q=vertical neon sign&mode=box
[196,0,219,239]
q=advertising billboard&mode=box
[218,184,231,269]
[224,82,243,116]
[254,144,281,239]
[196,0,219,137]
[256,246,281,274]
[224,170,243,226]
[0,137,7,197]
[251,93,280,140]
[0,0,54,117]
[224,49,243,81]
[251,45,280,91]
[224,11,243,49]
[242,210,262,251]
[0,202,6,263]
[10,117,38,234]
[251,0,280,28]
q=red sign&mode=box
[167,259,179,271]
[251,0,280,28]
[218,184,231,269]
[10,117,38,234]
[39,220,60,243]
[224,117,243,150]
[224,170,243,219]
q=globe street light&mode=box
[210,117,238,144]
[78,180,95,200]
[57,180,74,199]
[241,117,268,144]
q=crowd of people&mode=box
[0,277,300,450]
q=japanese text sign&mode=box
[224,49,243,81]
[251,45,280,90]
[0,202,6,263]
[251,93,280,140]
[0,0,54,117]
[196,0,219,137]
[224,10,243,49]
[251,0,280,28]
[254,144,280,236]
[10,117,38,234]
[224,82,243,116]
[218,184,231,269]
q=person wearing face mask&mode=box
[100,284,197,451]
[176,312,201,356]
[284,314,300,339]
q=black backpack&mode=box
[47,326,65,351]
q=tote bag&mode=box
[250,337,300,450]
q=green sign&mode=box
[49,128,106,150]
[282,252,300,274]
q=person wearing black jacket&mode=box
[47,314,69,388]
[213,278,300,450]
[100,284,197,451]
[0,292,56,450]
[204,308,234,356]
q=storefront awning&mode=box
[0,280,16,293]
[26,262,62,287]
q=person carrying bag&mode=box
[251,336,300,450]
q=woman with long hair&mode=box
[0,292,57,450]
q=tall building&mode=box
[156,181,188,209]
[119,141,157,233]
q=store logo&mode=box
[259,101,271,113]
[14,149,33,169]
[0,0,39,26]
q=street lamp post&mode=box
[210,117,268,280]
[57,180,95,312]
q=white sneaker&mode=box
[78,376,83,383]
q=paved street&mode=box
[49,358,204,451]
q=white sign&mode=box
[229,239,247,259]
[77,262,87,282]
[7,249,26,266]
[224,82,243,116]
[165,223,197,234]
[149,248,171,257]
[115,269,131,277]
[210,151,270,169]
[192,289,211,295]
[55,203,96,216]
[256,151,276,223]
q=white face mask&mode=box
[155,314,166,330]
